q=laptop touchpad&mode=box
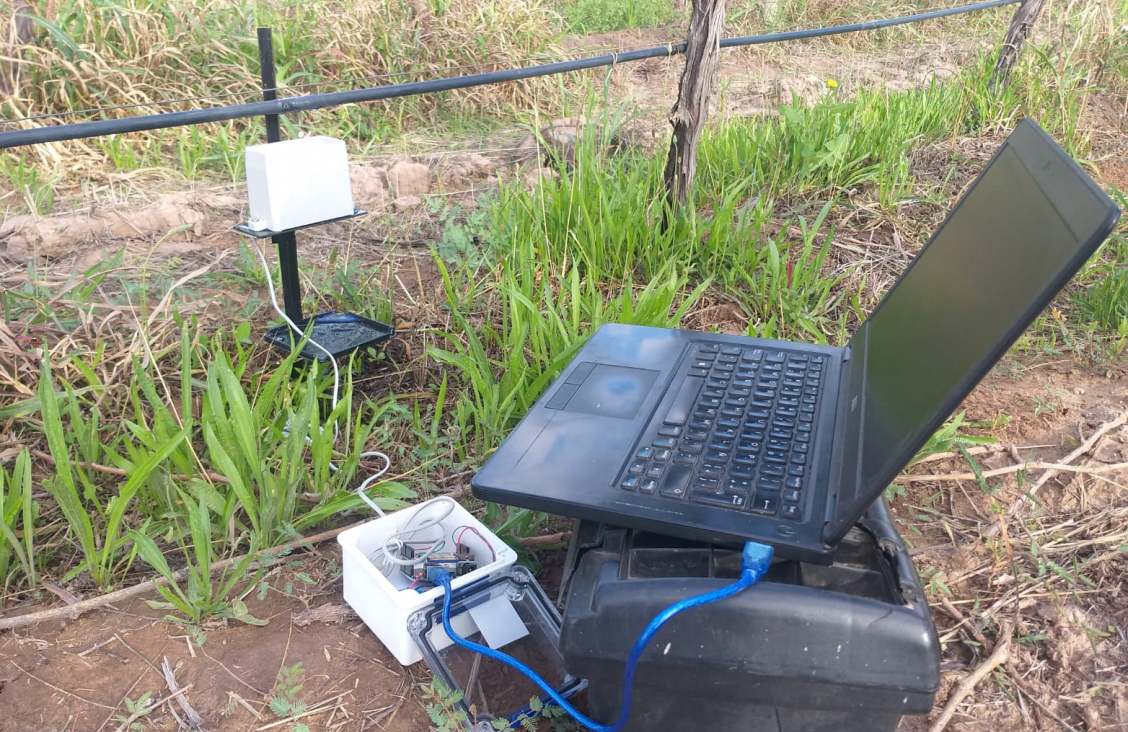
[562,364,658,420]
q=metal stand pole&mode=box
[257,26,304,324]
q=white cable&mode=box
[250,238,391,517]
[377,495,458,569]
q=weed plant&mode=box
[1,312,414,604]
[0,449,37,595]
[561,0,679,34]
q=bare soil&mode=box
[894,358,1128,732]
[0,559,435,732]
[0,552,580,731]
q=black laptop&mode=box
[471,119,1122,564]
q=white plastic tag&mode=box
[468,596,529,650]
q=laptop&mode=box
[471,119,1122,564]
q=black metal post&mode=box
[257,27,304,324]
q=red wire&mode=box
[455,526,496,562]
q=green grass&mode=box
[724,0,1012,47]
[131,494,268,625]
[701,49,1100,205]
[431,259,710,454]
[1071,217,1128,338]
[0,0,1116,189]
[3,306,415,601]
[2,3,1126,620]
[561,0,679,34]
[3,0,569,181]
[0,449,37,595]
[0,153,58,215]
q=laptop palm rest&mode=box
[550,364,660,420]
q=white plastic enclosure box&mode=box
[244,136,354,232]
[339,498,518,665]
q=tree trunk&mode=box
[1,0,34,96]
[989,0,1048,94]
[662,0,726,212]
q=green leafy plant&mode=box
[432,260,709,458]
[0,448,37,595]
[918,565,952,598]
[1072,246,1128,336]
[113,691,156,731]
[130,494,266,626]
[187,626,206,648]
[430,199,494,268]
[38,359,104,586]
[734,201,851,343]
[411,373,451,463]
[0,153,57,215]
[268,662,310,731]
[914,411,998,463]
[95,134,146,170]
[886,411,998,500]
[41,355,192,588]
[1032,386,1068,417]
[424,680,468,732]
[497,696,582,731]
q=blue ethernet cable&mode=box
[432,541,774,732]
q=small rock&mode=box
[517,118,591,167]
[524,166,558,191]
[392,195,423,212]
[440,153,497,190]
[1074,387,1085,395]
[350,164,390,210]
[991,573,1015,586]
[387,161,430,197]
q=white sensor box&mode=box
[339,498,517,666]
[244,136,354,232]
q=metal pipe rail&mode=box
[0,0,1018,150]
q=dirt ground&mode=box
[0,561,436,732]
[895,359,1128,732]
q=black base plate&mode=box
[234,209,367,239]
[264,311,395,363]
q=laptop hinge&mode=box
[821,346,852,529]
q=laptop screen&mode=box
[847,121,1119,523]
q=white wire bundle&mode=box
[249,238,391,516]
[369,496,459,577]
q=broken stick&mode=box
[896,459,1128,484]
[163,657,204,730]
[927,623,1013,732]
[0,520,363,631]
[984,407,1128,538]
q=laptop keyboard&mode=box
[619,344,825,520]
